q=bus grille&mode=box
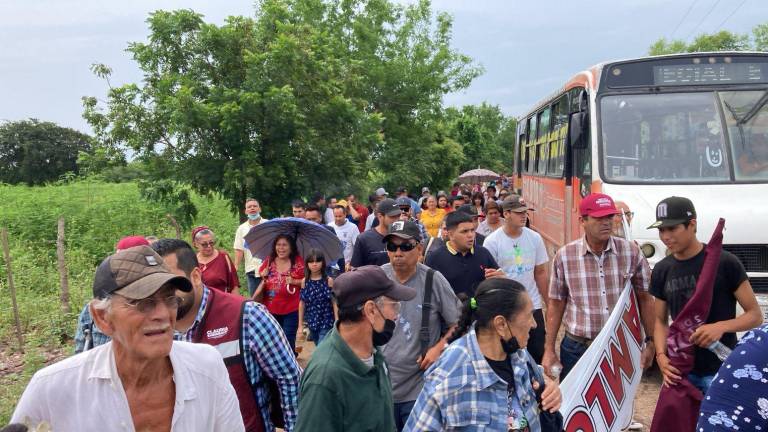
[723,244,768,273]
[750,277,768,294]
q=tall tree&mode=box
[445,103,515,174]
[84,0,480,213]
[0,119,93,185]
[648,22,768,55]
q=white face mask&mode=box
[247,213,261,221]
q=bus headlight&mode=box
[640,243,655,258]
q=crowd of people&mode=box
[7,177,767,432]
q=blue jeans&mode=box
[394,400,416,432]
[246,272,261,297]
[309,326,331,345]
[272,310,299,353]
[689,373,715,393]
[560,335,589,380]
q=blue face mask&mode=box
[247,213,261,221]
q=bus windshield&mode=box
[600,91,768,183]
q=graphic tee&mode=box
[484,227,549,309]
[650,247,748,375]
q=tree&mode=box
[648,22,768,55]
[0,119,93,185]
[84,0,480,214]
[444,103,515,174]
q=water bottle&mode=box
[707,341,732,361]
[550,364,562,380]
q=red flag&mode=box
[650,218,725,432]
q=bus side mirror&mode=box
[568,111,588,149]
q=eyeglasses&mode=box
[198,241,216,248]
[386,241,417,252]
[377,299,402,314]
[119,295,182,314]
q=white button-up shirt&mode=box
[12,341,244,431]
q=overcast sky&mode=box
[1,0,766,134]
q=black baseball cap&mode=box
[648,196,697,229]
[332,265,416,308]
[383,220,422,243]
[377,198,401,217]
[93,245,192,299]
[395,196,412,208]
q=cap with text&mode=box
[333,265,416,308]
[92,245,192,300]
[648,196,697,229]
[579,193,618,217]
[383,220,422,243]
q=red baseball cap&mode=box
[579,193,619,218]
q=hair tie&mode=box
[469,297,478,310]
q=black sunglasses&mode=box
[386,241,417,252]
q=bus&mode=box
[513,52,768,320]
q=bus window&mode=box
[537,108,551,139]
[529,116,537,143]
[601,92,729,183]
[537,142,548,174]
[720,91,768,181]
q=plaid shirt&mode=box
[549,236,650,339]
[180,287,302,432]
[74,303,111,354]
[404,327,541,431]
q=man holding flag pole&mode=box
[649,197,762,431]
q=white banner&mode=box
[559,280,645,432]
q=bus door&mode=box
[565,88,592,243]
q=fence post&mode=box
[1,228,25,352]
[57,217,70,314]
[166,214,182,239]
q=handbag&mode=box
[526,358,564,432]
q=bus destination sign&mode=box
[653,63,766,86]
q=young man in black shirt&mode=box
[425,211,504,299]
[649,196,762,393]
[350,198,401,268]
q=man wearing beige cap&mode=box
[12,246,244,431]
[296,265,416,432]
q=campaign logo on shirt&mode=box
[206,327,229,339]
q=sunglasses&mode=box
[198,241,216,248]
[386,241,417,252]
[119,295,182,314]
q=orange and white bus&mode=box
[513,52,768,317]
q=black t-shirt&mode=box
[350,229,390,267]
[486,355,515,390]
[650,247,748,375]
[425,244,499,298]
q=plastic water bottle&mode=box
[550,364,563,380]
[708,341,732,361]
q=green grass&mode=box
[0,180,239,424]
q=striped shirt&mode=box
[549,236,650,339]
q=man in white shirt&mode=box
[329,201,359,268]
[483,194,549,363]
[233,198,269,296]
[12,246,243,431]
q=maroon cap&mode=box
[115,235,149,251]
[332,265,416,308]
[579,193,619,217]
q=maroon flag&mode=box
[650,218,725,432]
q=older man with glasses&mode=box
[12,246,243,431]
[379,221,460,431]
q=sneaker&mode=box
[626,420,643,430]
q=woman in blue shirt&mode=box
[404,278,562,431]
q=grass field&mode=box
[0,180,239,425]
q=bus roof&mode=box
[518,51,768,120]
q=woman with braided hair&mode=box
[404,278,562,432]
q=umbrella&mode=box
[457,168,501,184]
[244,217,343,264]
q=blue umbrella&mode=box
[244,217,343,264]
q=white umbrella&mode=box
[457,168,501,184]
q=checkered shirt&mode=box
[180,287,302,432]
[404,327,541,431]
[74,303,111,354]
[549,236,650,339]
